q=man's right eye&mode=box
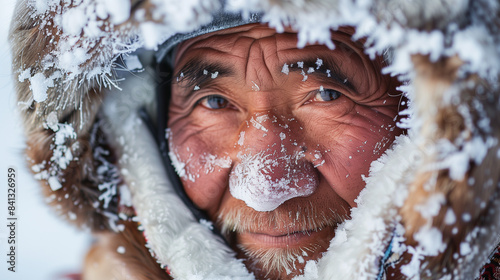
[313,88,342,102]
[197,95,229,109]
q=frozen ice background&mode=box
[0,2,91,280]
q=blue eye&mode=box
[198,95,229,109]
[314,88,341,102]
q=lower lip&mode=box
[239,228,333,248]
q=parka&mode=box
[9,0,500,279]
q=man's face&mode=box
[168,24,402,279]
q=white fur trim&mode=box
[310,134,421,279]
[100,76,254,280]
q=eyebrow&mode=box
[173,55,357,100]
[283,57,357,93]
[174,58,234,90]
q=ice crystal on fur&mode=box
[123,54,143,71]
[30,122,77,191]
[200,219,214,230]
[47,176,63,191]
[91,121,121,210]
[28,72,61,103]
[49,123,77,190]
[51,124,76,169]
[117,246,126,254]
[415,193,445,219]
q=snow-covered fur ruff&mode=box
[9,0,500,279]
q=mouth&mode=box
[238,226,336,248]
[233,225,337,279]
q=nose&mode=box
[229,112,318,212]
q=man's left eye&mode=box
[314,88,342,102]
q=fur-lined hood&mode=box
[9,0,500,279]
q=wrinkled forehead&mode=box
[172,23,387,93]
[174,23,370,68]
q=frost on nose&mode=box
[229,150,318,212]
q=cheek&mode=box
[308,104,402,206]
[168,122,233,214]
[184,169,230,213]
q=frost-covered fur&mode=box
[99,78,253,279]
[309,134,422,279]
[9,0,500,279]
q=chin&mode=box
[236,229,334,280]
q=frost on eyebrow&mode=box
[315,58,323,69]
[281,63,290,75]
[176,72,185,82]
[301,70,308,82]
[282,59,339,83]
[282,57,358,91]
[174,59,232,89]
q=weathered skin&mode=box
[168,24,402,279]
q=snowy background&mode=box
[0,2,91,280]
